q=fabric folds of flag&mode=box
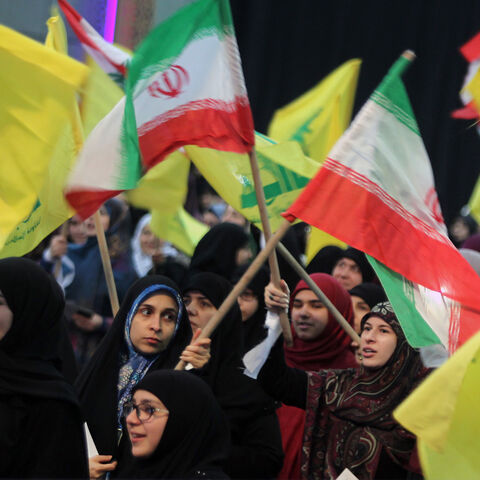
[187,132,319,232]
[0,15,84,259]
[394,330,480,479]
[66,0,254,219]
[266,59,362,261]
[58,0,129,80]
[268,59,361,162]
[0,24,88,250]
[284,52,480,352]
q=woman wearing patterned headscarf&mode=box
[264,273,357,479]
[256,302,429,480]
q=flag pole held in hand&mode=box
[175,219,292,370]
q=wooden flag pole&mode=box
[248,149,293,346]
[276,242,361,343]
[175,218,292,370]
[93,210,120,316]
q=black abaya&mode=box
[183,272,284,479]
[0,257,88,479]
[75,275,192,470]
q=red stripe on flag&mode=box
[451,101,479,119]
[460,31,480,62]
[138,103,254,169]
[65,189,124,219]
[59,0,101,51]
[283,162,480,314]
[58,0,126,76]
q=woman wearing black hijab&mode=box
[183,272,284,479]
[122,370,230,479]
[75,275,207,478]
[232,264,270,354]
[189,222,252,281]
[0,257,88,479]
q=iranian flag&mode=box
[66,0,254,217]
[284,52,480,353]
[58,0,129,78]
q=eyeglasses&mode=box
[123,401,169,423]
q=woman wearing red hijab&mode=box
[265,273,357,479]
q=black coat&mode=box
[0,258,88,479]
[183,272,284,479]
[75,275,192,470]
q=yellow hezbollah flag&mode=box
[127,150,207,256]
[151,207,208,257]
[127,150,189,214]
[467,175,480,224]
[0,24,88,251]
[267,59,361,162]
[186,132,319,232]
[268,59,361,261]
[394,331,480,479]
[464,64,480,113]
[80,54,124,137]
[464,71,480,224]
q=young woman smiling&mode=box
[256,302,429,480]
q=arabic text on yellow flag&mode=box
[0,24,88,251]
[186,133,320,232]
[394,331,480,479]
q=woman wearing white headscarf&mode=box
[131,214,188,287]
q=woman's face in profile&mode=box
[126,389,169,458]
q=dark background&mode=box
[230,0,480,224]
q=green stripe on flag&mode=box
[127,0,233,88]
[371,54,420,136]
[120,95,142,188]
[367,255,442,347]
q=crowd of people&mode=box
[2,184,480,479]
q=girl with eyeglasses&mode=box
[120,370,230,479]
[75,275,210,479]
